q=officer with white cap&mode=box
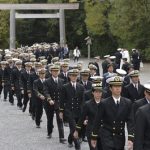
[123,70,145,103]
[91,75,134,150]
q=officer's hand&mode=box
[91,140,97,148]
[12,87,15,91]
[128,140,133,150]
[21,90,24,94]
[73,130,79,139]
[83,120,88,125]
[28,93,31,98]
[40,95,45,100]
[59,112,63,120]
[49,100,54,105]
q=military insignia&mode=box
[114,76,120,82]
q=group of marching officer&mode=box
[0,49,150,150]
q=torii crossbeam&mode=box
[0,3,79,49]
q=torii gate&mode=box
[0,3,79,49]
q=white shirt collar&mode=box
[40,78,45,82]
[145,97,150,104]
[112,96,121,104]
[71,81,76,87]
[52,76,58,81]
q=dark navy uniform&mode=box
[123,83,145,103]
[76,99,102,150]
[33,78,44,127]
[43,77,65,139]
[92,97,133,150]
[60,81,84,149]
[134,104,150,150]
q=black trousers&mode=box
[23,90,31,112]
[31,93,36,117]
[3,84,10,99]
[14,87,22,107]
[35,98,43,126]
[44,101,64,138]
[67,114,80,149]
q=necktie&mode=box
[55,79,58,84]
[116,100,119,109]
[73,83,76,91]
[135,84,138,91]
[64,73,66,77]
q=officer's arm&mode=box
[76,103,88,132]
[91,102,104,140]
[133,109,145,150]
[59,85,66,113]
[43,81,52,101]
[33,81,44,98]
[127,101,135,142]
[27,75,32,94]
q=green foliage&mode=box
[0,0,150,60]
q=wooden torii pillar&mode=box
[0,3,79,49]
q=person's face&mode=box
[62,66,68,72]
[1,64,6,69]
[25,66,31,71]
[81,75,89,81]
[90,69,96,75]
[145,91,150,101]
[108,66,113,73]
[131,76,139,84]
[69,74,78,82]
[110,85,122,96]
[16,64,22,69]
[51,70,59,77]
[93,90,102,100]
[39,73,45,79]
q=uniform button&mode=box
[72,107,73,109]
[120,133,123,136]
[113,133,115,136]
[121,128,123,130]
[101,125,103,127]
[113,121,115,123]
[113,127,115,130]
[121,121,123,123]
[72,103,73,104]
[77,103,78,104]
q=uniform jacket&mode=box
[60,82,84,118]
[92,96,133,149]
[134,104,150,150]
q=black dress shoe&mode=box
[32,115,35,120]
[59,138,67,144]
[47,134,52,139]
[18,106,22,110]
[36,125,40,128]
[68,143,73,148]
[22,107,26,112]
[82,137,88,142]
